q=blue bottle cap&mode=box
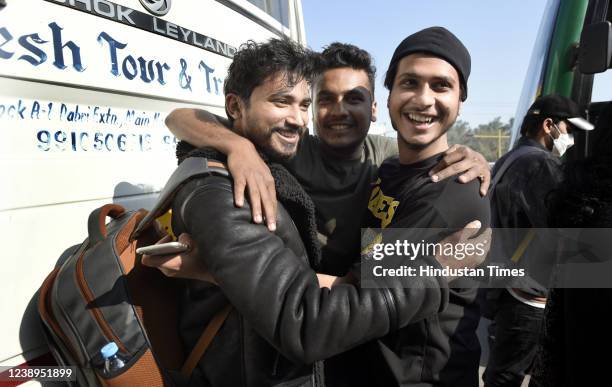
[100,342,119,359]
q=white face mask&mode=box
[549,123,574,157]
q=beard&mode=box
[251,124,305,162]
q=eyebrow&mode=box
[316,90,334,98]
[269,91,312,105]
[397,72,456,84]
[269,90,294,99]
[317,88,369,97]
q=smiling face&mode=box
[388,53,462,161]
[314,67,377,156]
[228,72,311,161]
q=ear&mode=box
[542,118,554,135]
[458,101,463,116]
[225,94,243,121]
[371,100,378,122]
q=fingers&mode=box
[258,175,277,231]
[246,177,263,224]
[471,226,492,248]
[429,144,461,181]
[176,233,195,253]
[429,146,491,194]
[156,234,173,244]
[141,251,178,272]
[267,176,277,231]
[458,221,490,266]
[435,221,488,275]
[456,154,491,196]
[233,176,246,207]
[460,220,482,239]
[467,226,491,267]
[227,150,277,230]
[437,157,474,183]
[236,172,278,230]
[479,173,491,196]
[142,234,187,272]
[441,220,480,244]
[465,220,482,229]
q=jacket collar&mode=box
[516,136,549,152]
[176,141,322,269]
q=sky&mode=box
[302,0,550,134]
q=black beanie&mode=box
[384,26,471,101]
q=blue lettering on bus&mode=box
[97,31,171,85]
[1,22,223,99]
[49,22,86,72]
[0,27,15,60]
[0,100,27,119]
[18,33,48,66]
[36,129,158,152]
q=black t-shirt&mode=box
[358,153,491,387]
[285,134,397,274]
[363,154,489,229]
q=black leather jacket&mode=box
[172,155,449,387]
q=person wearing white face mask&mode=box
[549,121,574,156]
[483,94,594,387]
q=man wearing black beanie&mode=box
[357,26,489,387]
[384,26,471,102]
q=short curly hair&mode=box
[520,115,562,137]
[320,42,376,94]
[224,38,320,111]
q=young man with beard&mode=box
[158,37,484,387]
[165,42,491,276]
[354,27,491,387]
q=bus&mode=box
[511,0,611,154]
[0,0,305,383]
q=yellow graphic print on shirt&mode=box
[367,178,399,229]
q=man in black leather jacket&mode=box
[144,38,492,387]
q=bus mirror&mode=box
[579,21,612,74]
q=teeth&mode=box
[278,131,297,136]
[407,113,433,124]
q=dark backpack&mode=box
[37,157,231,386]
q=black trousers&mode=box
[484,290,545,387]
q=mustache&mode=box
[271,125,305,135]
[324,120,355,126]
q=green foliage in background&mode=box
[447,117,514,162]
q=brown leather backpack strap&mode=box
[180,304,232,378]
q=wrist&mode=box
[226,136,255,156]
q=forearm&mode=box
[165,108,248,154]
